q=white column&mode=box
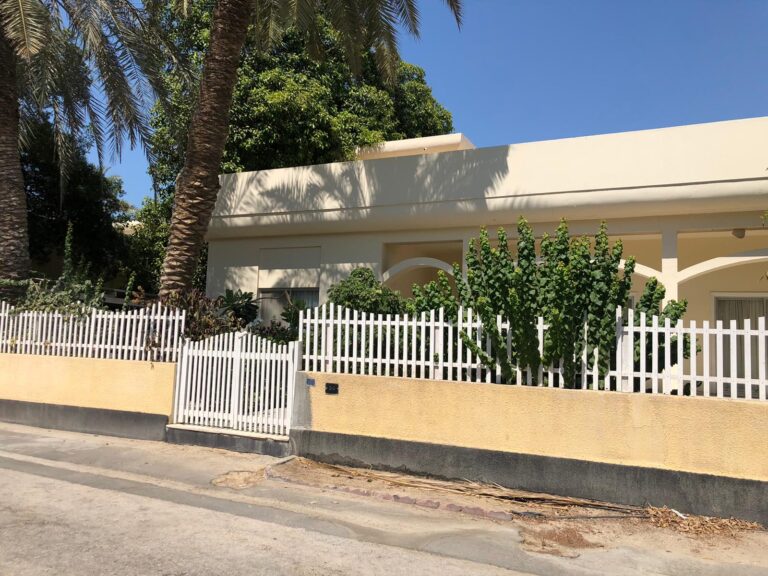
[661,228,679,304]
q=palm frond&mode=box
[442,0,462,27]
[0,0,50,59]
[11,0,182,210]
[251,0,290,52]
[322,0,461,83]
[289,0,323,59]
[391,0,420,37]
[323,0,365,74]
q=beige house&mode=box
[206,117,768,329]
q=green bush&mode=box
[219,289,259,325]
[411,218,687,387]
[163,290,244,340]
[0,224,105,314]
[632,277,690,387]
[327,268,410,315]
[249,320,296,345]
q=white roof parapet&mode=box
[210,117,768,239]
[356,133,475,160]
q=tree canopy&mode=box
[127,4,454,294]
[148,5,453,197]
[22,119,129,280]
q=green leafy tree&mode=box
[158,0,462,296]
[22,119,129,279]
[125,196,172,293]
[142,6,454,291]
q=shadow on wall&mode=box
[214,145,521,223]
[208,145,559,298]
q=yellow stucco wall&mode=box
[0,354,176,416]
[304,372,768,481]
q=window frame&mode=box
[258,287,320,324]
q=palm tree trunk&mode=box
[0,32,30,295]
[159,0,253,298]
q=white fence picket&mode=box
[0,301,185,362]
[293,304,768,403]
[173,332,299,436]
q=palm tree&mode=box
[159,0,462,297]
[0,0,171,288]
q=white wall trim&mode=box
[381,257,455,283]
[622,260,661,279]
[678,247,768,284]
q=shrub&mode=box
[632,277,690,386]
[248,293,307,344]
[0,224,105,314]
[219,289,259,324]
[327,267,410,315]
[411,218,687,387]
[163,290,244,340]
[249,320,296,345]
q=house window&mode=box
[259,288,319,324]
[714,296,767,379]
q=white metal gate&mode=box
[173,332,299,437]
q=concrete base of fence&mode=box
[166,425,291,457]
[290,428,768,525]
[0,399,168,441]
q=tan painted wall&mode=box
[0,354,176,416]
[303,372,768,481]
[679,230,768,269]
[681,261,768,325]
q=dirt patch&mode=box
[520,526,601,558]
[537,526,600,548]
[211,470,264,490]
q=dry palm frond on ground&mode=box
[292,458,764,535]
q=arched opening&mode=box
[382,257,455,297]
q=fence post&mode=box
[287,340,300,432]
[172,338,189,424]
[623,308,635,392]
[230,332,244,430]
[537,316,545,385]
[759,316,766,401]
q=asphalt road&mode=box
[0,423,765,576]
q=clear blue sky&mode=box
[100,0,768,208]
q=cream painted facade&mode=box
[206,118,768,326]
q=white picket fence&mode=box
[0,301,186,362]
[173,333,299,437]
[299,304,768,401]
